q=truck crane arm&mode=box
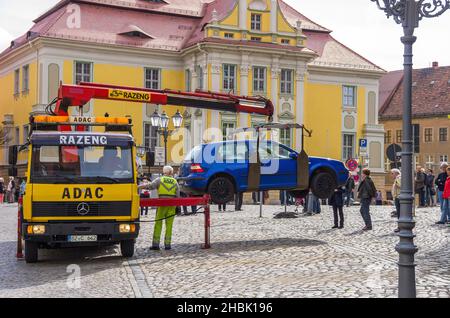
[54,82,274,119]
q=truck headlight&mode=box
[119,224,136,233]
[27,225,46,235]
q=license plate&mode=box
[68,235,98,242]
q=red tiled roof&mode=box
[0,0,382,73]
[379,66,450,119]
[378,70,403,111]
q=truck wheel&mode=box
[25,241,39,264]
[120,240,135,258]
[311,172,337,199]
[208,177,235,204]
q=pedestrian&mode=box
[7,177,15,203]
[218,202,227,212]
[414,166,426,208]
[235,192,244,211]
[435,162,448,224]
[329,187,345,229]
[425,169,435,207]
[252,192,259,204]
[439,167,450,226]
[344,173,355,207]
[391,169,401,232]
[375,191,383,206]
[357,169,377,231]
[139,177,150,217]
[0,177,4,204]
[19,177,27,197]
[139,166,180,251]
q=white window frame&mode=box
[253,67,266,94]
[223,64,236,92]
[440,155,449,163]
[279,128,292,148]
[424,127,433,143]
[196,65,204,90]
[144,122,159,151]
[251,13,262,31]
[185,69,192,92]
[74,61,93,84]
[22,65,29,92]
[342,133,356,160]
[343,85,357,108]
[145,68,161,90]
[14,69,20,95]
[222,121,236,141]
[280,69,293,95]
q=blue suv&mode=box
[179,140,348,204]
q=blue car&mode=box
[179,140,348,204]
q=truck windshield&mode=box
[31,145,134,184]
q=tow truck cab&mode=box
[20,116,140,263]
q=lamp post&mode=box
[150,109,183,166]
[371,0,450,298]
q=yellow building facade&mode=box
[0,0,385,181]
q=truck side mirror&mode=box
[8,146,18,166]
[8,166,17,177]
[146,151,155,167]
[289,153,298,160]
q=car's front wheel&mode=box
[311,172,337,199]
[207,177,235,204]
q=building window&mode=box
[222,121,236,141]
[145,68,160,90]
[385,130,392,144]
[224,33,234,39]
[424,128,433,142]
[343,85,356,108]
[280,69,293,95]
[396,130,403,144]
[279,128,292,148]
[15,127,20,145]
[253,67,266,94]
[23,125,29,143]
[251,13,261,31]
[439,128,448,142]
[144,122,158,151]
[185,69,192,92]
[14,69,20,95]
[413,124,420,154]
[281,39,290,45]
[22,65,29,92]
[425,155,434,169]
[223,64,236,92]
[250,37,262,42]
[342,134,355,160]
[75,62,92,84]
[440,155,449,163]
[196,65,204,89]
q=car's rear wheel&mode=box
[208,177,235,205]
[311,172,337,199]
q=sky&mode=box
[1,0,450,71]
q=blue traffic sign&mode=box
[359,139,368,149]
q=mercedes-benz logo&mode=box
[77,202,90,216]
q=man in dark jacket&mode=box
[357,169,377,231]
[425,169,435,207]
[415,166,426,208]
[329,187,345,229]
[435,162,449,224]
[344,174,355,207]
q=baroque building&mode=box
[0,0,385,188]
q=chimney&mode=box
[432,61,439,68]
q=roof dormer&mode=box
[118,25,154,39]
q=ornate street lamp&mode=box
[150,109,183,165]
[371,0,450,298]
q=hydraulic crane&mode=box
[53,82,274,121]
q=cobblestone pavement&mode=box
[0,203,449,298]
